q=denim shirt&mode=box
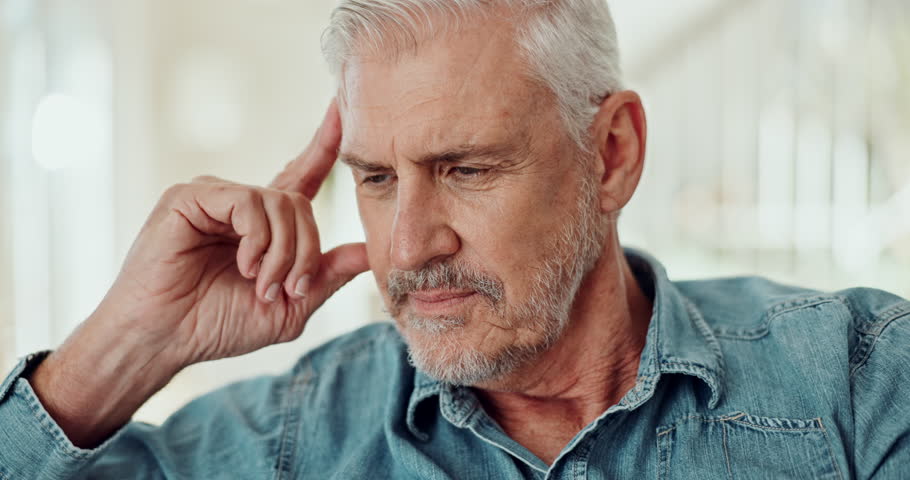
[1,249,908,479]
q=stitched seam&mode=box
[722,422,733,480]
[274,363,312,480]
[853,300,910,334]
[839,294,869,333]
[274,374,295,479]
[466,420,548,475]
[657,431,667,480]
[762,295,834,321]
[881,302,910,319]
[572,451,584,479]
[848,329,875,377]
[569,423,604,479]
[656,411,827,435]
[442,388,477,427]
[684,298,724,358]
[727,420,822,432]
[659,359,721,372]
[849,332,876,379]
[713,297,837,339]
[622,374,659,408]
[18,383,93,461]
[712,326,767,340]
[767,295,836,317]
[849,310,910,378]
[461,400,482,427]
[817,418,844,480]
[658,360,723,406]
[657,412,745,435]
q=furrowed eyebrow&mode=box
[416,144,516,166]
[338,154,389,173]
[340,143,517,173]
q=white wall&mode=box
[102,0,385,423]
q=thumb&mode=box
[307,243,370,306]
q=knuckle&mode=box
[237,185,260,203]
[273,192,294,212]
[161,183,189,203]
[242,225,270,251]
[288,192,312,213]
[246,228,270,246]
[191,174,219,184]
[295,248,319,275]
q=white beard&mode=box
[396,162,607,386]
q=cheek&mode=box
[452,183,572,287]
[357,198,393,286]
[452,198,544,272]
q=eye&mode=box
[450,166,485,178]
[363,174,393,185]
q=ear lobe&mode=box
[590,91,647,214]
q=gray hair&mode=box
[321,0,624,150]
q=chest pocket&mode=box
[657,412,843,480]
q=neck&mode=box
[473,242,653,464]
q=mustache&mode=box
[386,261,505,315]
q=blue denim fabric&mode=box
[1,249,908,479]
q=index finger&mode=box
[270,98,341,199]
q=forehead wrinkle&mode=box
[341,138,528,173]
[412,142,521,167]
[343,109,530,160]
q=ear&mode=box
[589,90,647,215]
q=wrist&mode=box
[28,310,182,448]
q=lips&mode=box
[407,289,476,315]
[409,289,475,303]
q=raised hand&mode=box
[29,100,369,447]
[109,100,368,364]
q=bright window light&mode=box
[31,93,105,171]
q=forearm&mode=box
[28,309,182,448]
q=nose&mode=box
[390,177,460,271]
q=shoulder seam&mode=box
[849,302,910,379]
[712,295,838,340]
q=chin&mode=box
[396,320,539,387]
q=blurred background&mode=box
[0,0,907,424]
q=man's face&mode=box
[339,21,605,386]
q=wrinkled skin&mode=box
[340,23,588,385]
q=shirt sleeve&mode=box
[851,303,910,479]
[0,351,138,479]
[0,351,293,479]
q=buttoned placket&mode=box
[432,367,665,480]
[403,249,727,479]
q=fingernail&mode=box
[265,283,280,302]
[294,275,310,298]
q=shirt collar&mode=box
[405,247,726,439]
[625,247,726,409]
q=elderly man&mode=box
[1,0,908,478]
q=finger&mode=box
[177,183,271,278]
[182,177,244,241]
[301,243,369,308]
[256,192,298,303]
[283,193,321,299]
[190,175,225,184]
[269,99,341,199]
